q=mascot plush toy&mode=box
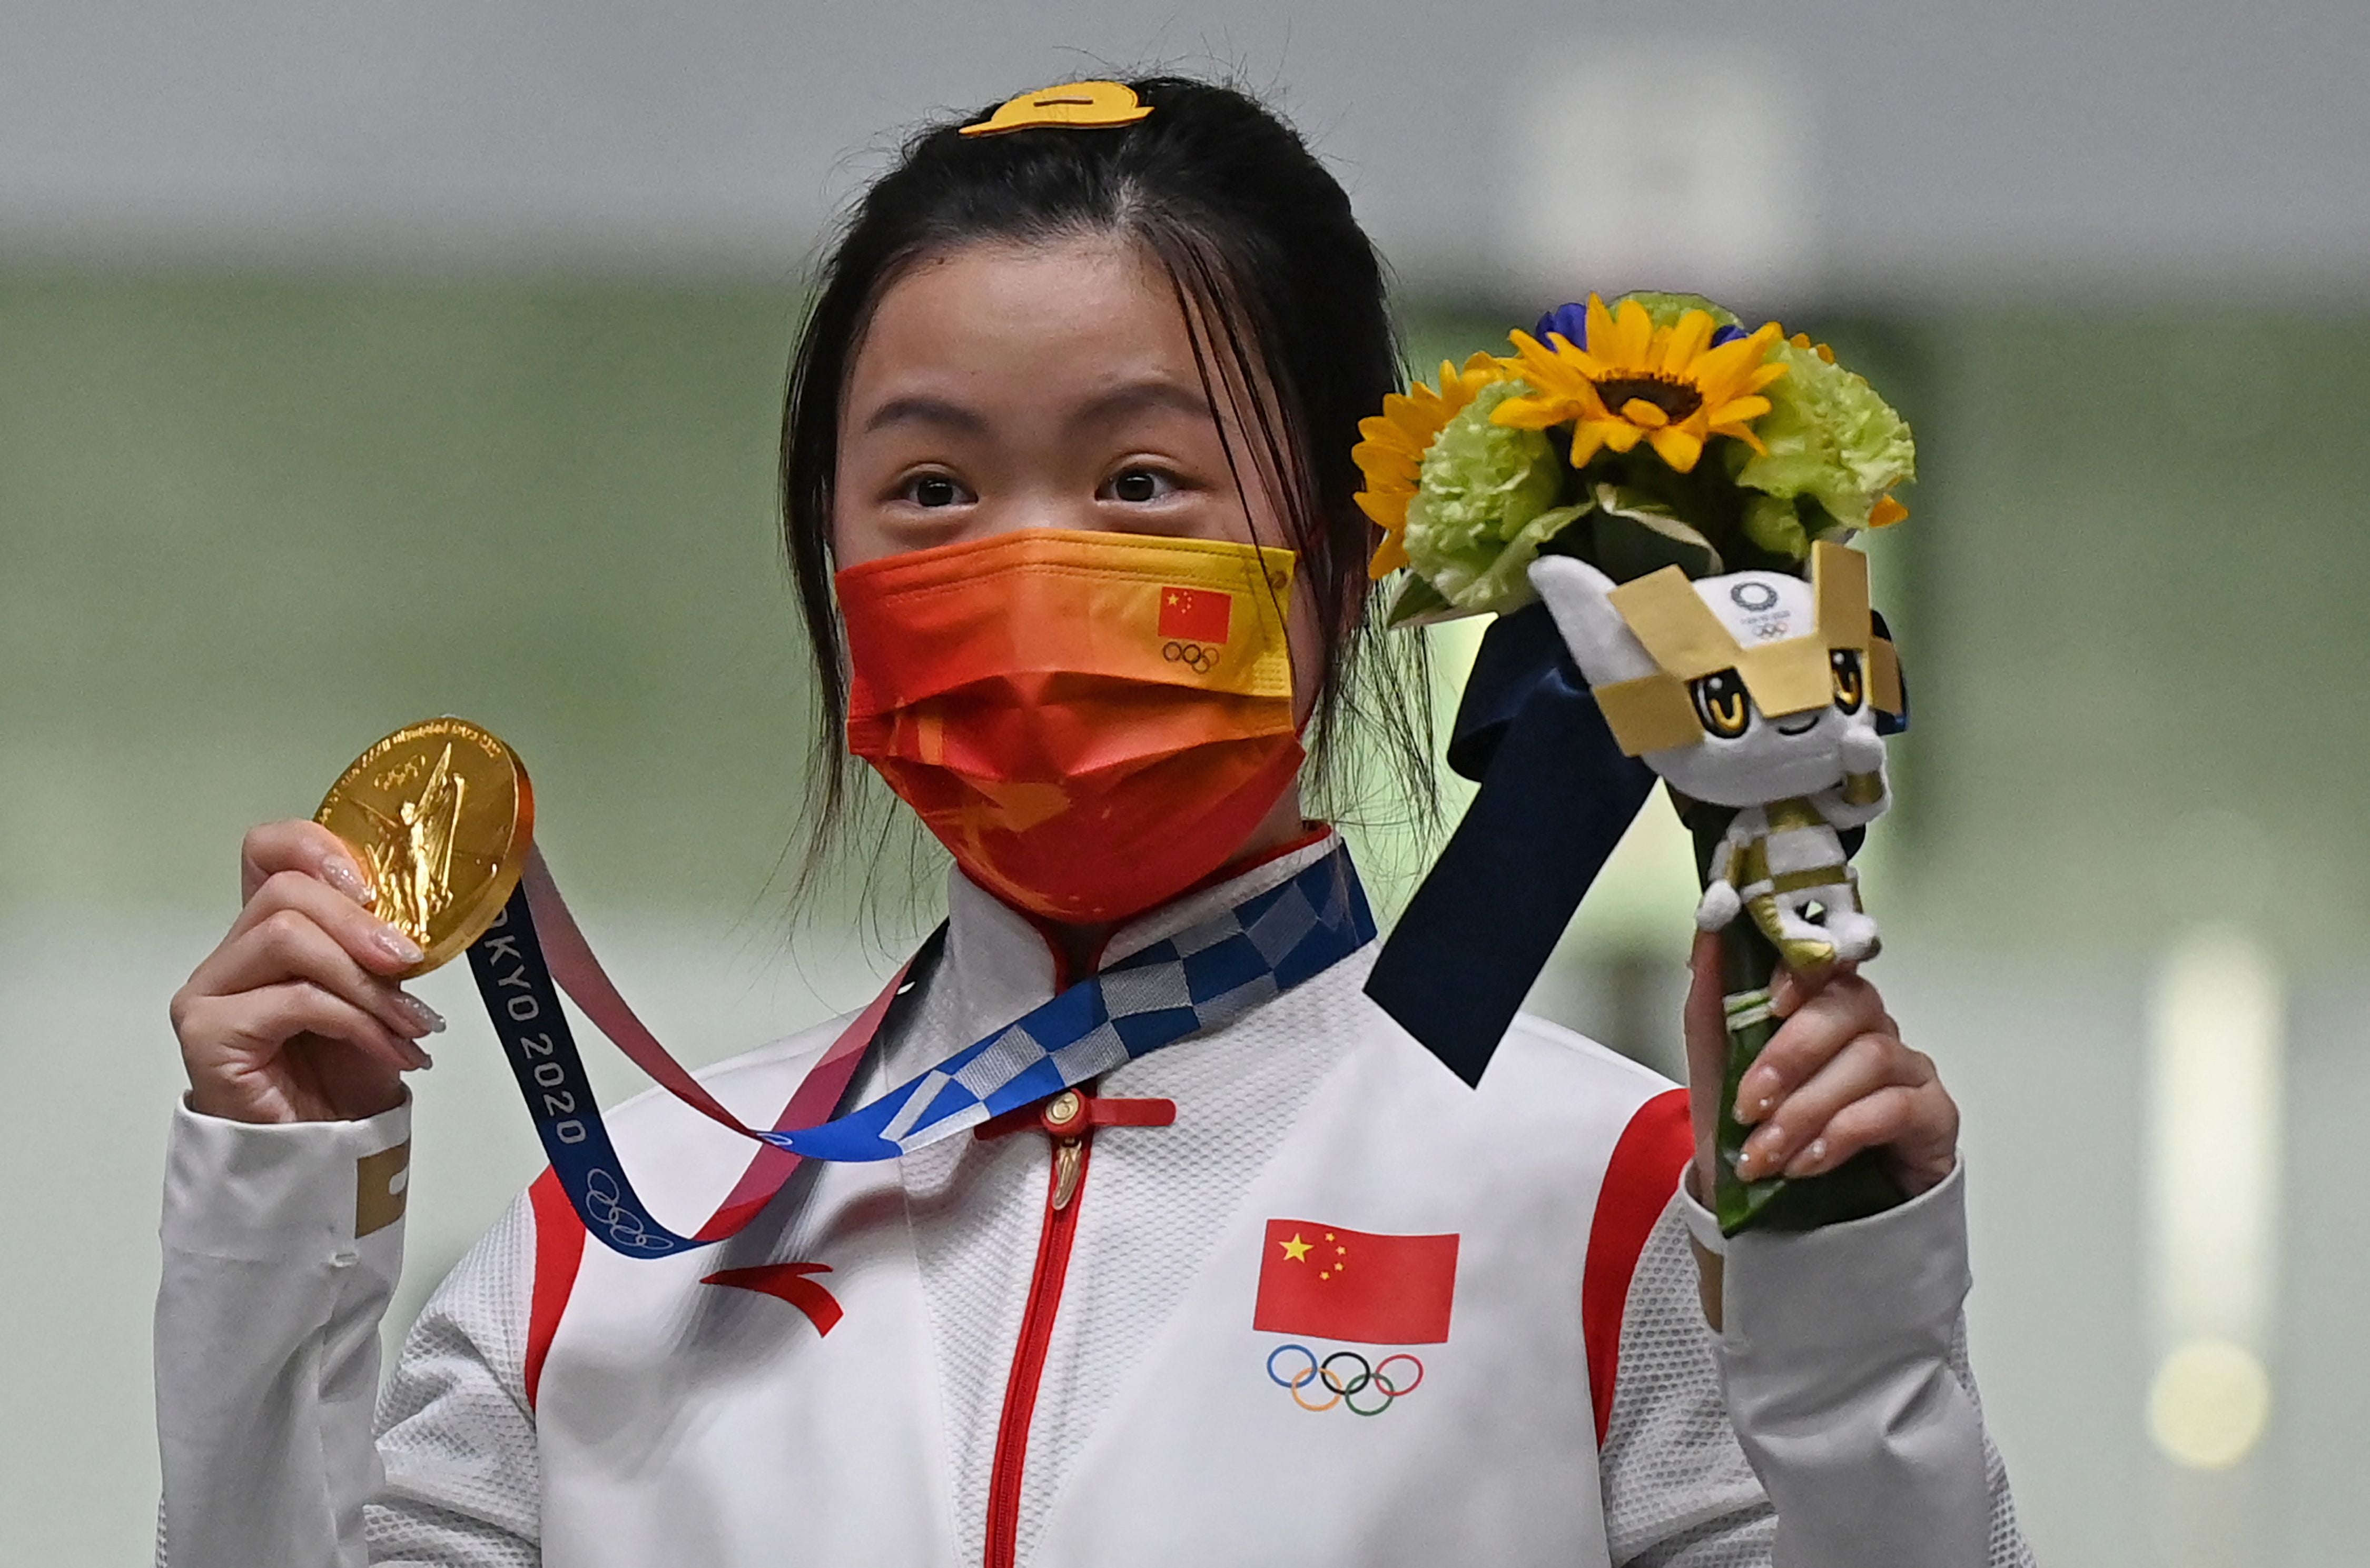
[1530,542,1903,972]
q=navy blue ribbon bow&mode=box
[1365,602,1658,1086]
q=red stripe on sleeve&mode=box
[524,1167,588,1410]
[1581,1087,1695,1445]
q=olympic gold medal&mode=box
[314,718,535,976]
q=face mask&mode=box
[836,528,1305,925]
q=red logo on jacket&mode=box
[703,1262,843,1337]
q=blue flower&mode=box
[1533,302,1591,349]
[1711,323,1747,346]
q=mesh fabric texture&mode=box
[1601,1199,2036,1567]
[1600,1204,1771,1560]
[367,1192,541,1566]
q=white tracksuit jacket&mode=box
[155,833,2034,1567]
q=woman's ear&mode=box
[1529,556,1659,688]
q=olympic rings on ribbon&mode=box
[581,1167,673,1252]
[1264,1343,1425,1415]
[1161,639,1220,673]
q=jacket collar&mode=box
[886,828,1346,1079]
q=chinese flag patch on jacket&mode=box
[1253,1219,1458,1344]
[1158,585,1232,643]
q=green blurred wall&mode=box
[7,273,2366,961]
[3,273,817,918]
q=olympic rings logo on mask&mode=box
[1264,1343,1425,1416]
[581,1168,674,1252]
[1161,640,1220,674]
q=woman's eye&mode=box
[1689,669,1753,739]
[1830,649,1865,713]
[904,474,971,509]
[1102,468,1176,504]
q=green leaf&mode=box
[1383,573,1455,628]
[1742,493,1811,561]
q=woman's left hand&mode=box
[1682,931,1959,1201]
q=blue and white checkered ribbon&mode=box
[767,842,1376,1162]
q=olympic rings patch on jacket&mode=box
[1264,1344,1425,1416]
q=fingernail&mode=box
[376,925,426,966]
[1740,1125,1783,1177]
[322,857,373,906]
[393,993,447,1035]
[1784,1138,1830,1177]
[406,1040,436,1070]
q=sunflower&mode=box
[1493,294,1786,474]
[1354,352,1506,578]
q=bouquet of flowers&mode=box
[1358,291,1917,1233]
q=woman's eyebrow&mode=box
[1065,379,1213,432]
[860,395,992,435]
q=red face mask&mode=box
[836,529,1305,925]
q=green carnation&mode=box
[1614,290,1742,332]
[1401,379,1585,614]
[1735,338,1915,531]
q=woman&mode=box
[157,76,2030,1567]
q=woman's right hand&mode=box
[170,820,446,1125]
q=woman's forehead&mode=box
[847,237,1208,419]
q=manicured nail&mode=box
[1784,1138,1830,1177]
[322,857,373,906]
[405,1040,436,1070]
[1740,1125,1783,1177]
[376,926,425,966]
[393,993,447,1035]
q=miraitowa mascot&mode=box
[1531,540,1902,973]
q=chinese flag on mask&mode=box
[1158,585,1232,643]
[1253,1218,1458,1344]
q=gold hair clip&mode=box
[960,80,1152,137]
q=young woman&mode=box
[157,76,2031,1568]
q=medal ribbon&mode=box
[465,842,1375,1257]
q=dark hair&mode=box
[779,75,1434,912]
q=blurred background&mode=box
[5,2,2366,1562]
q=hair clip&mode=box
[960,80,1153,137]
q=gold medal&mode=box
[314,718,535,976]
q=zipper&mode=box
[984,1089,1093,1568]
